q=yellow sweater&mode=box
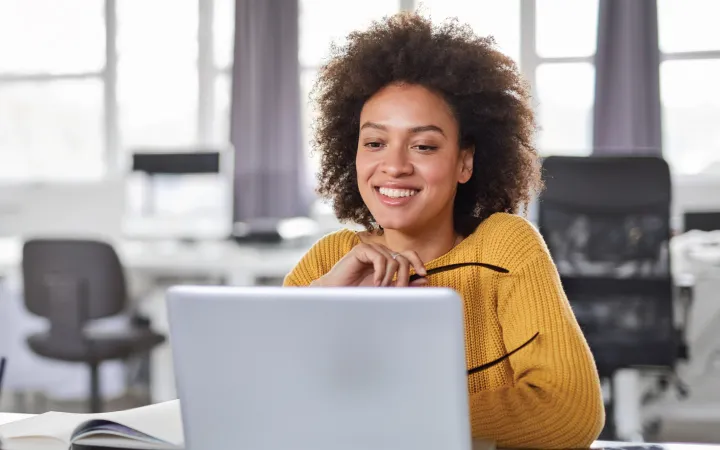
[283,212,605,449]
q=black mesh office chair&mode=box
[538,155,690,439]
[22,239,165,413]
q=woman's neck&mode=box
[380,221,460,264]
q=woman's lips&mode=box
[374,186,419,206]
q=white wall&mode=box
[0,180,125,240]
[0,177,235,241]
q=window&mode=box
[530,0,599,156]
[116,1,200,150]
[535,0,597,59]
[0,0,233,182]
[2,1,603,187]
[658,0,720,54]
[658,0,720,174]
[535,62,595,154]
[0,80,105,180]
[0,0,106,181]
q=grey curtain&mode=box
[230,0,308,222]
[592,0,662,155]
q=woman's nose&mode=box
[380,146,413,177]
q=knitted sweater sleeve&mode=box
[469,244,605,448]
[283,230,357,287]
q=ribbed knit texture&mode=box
[284,213,605,449]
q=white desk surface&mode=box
[3,231,720,285]
[0,236,310,284]
[0,412,717,450]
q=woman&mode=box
[284,12,604,449]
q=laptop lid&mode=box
[166,286,471,450]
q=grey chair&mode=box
[22,239,165,413]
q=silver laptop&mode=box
[166,286,471,450]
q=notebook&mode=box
[0,400,183,450]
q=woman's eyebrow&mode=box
[409,124,445,136]
[359,122,445,137]
[360,121,387,131]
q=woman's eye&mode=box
[414,145,438,152]
[364,142,384,149]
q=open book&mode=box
[0,400,183,450]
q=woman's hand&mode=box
[312,243,427,287]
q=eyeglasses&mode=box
[407,261,538,375]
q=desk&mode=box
[1,413,719,450]
[594,442,720,450]
[0,236,310,286]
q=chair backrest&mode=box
[538,156,678,375]
[22,239,128,326]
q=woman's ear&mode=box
[458,146,474,184]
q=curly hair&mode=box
[311,12,543,236]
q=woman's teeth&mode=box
[378,187,418,198]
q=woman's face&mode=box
[356,83,473,234]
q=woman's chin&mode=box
[375,217,421,233]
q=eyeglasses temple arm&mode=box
[467,332,539,376]
[409,262,508,282]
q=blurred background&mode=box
[0,0,719,445]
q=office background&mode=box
[0,0,719,445]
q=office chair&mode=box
[538,155,691,439]
[21,239,165,413]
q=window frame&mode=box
[519,0,596,156]
[660,45,720,174]
[0,0,227,182]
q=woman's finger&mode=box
[400,250,426,276]
[381,257,399,286]
[394,254,411,287]
[353,244,388,286]
[369,244,399,287]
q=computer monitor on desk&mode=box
[683,211,720,232]
[125,149,233,241]
[673,173,720,232]
[166,286,472,450]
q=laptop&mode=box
[166,286,472,450]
